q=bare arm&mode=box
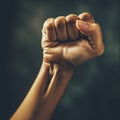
[10,12,104,120]
[10,62,74,120]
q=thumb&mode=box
[76,20,104,56]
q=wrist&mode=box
[42,60,75,77]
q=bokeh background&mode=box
[1,0,120,120]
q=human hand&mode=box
[41,12,104,67]
[10,12,105,120]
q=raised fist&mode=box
[41,12,104,66]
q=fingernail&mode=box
[76,20,89,29]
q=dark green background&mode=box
[0,0,120,120]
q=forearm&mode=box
[10,62,50,120]
[10,62,74,120]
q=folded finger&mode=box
[42,18,56,41]
[66,14,79,40]
[78,12,95,23]
[55,16,67,41]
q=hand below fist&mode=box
[41,12,104,66]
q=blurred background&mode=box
[0,0,120,120]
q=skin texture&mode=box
[10,12,104,120]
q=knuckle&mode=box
[66,14,78,23]
[55,16,66,28]
[82,12,92,16]
[44,18,54,30]
[55,16,65,21]
[79,12,95,22]
[79,12,93,18]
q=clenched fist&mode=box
[41,12,104,67]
